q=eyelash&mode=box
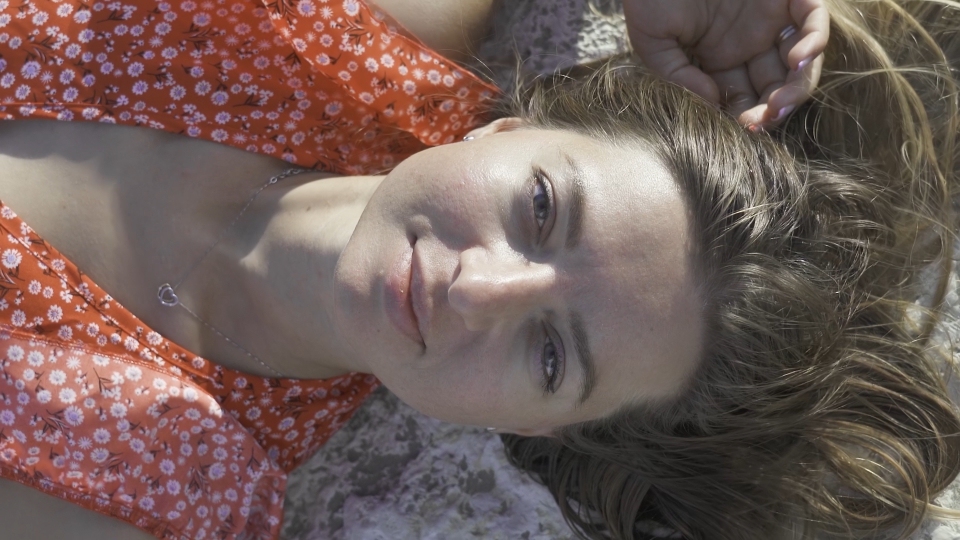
[540,327,564,394]
[531,168,553,238]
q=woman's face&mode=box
[333,119,704,435]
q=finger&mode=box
[740,73,790,128]
[786,0,830,70]
[634,36,721,103]
[747,48,789,105]
[735,48,789,128]
[765,52,824,117]
[710,65,759,120]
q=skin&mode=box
[0,115,703,539]
[333,118,705,434]
[0,0,831,535]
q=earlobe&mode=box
[462,117,525,141]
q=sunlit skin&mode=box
[332,119,705,435]
[0,117,705,439]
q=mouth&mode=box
[385,238,425,347]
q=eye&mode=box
[540,328,565,395]
[531,169,554,235]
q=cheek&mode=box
[382,342,521,425]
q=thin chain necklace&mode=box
[156,167,311,377]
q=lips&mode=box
[385,242,424,346]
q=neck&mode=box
[196,174,384,379]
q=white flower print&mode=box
[77,437,92,450]
[183,387,198,402]
[11,310,26,327]
[36,389,51,403]
[129,438,145,453]
[110,403,127,418]
[7,344,24,362]
[180,443,192,456]
[2,248,22,268]
[58,388,76,403]
[57,325,72,340]
[64,406,83,426]
[341,0,359,16]
[21,369,35,381]
[159,458,176,475]
[0,410,15,425]
[210,90,228,106]
[92,354,109,366]
[66,356,80,369]
[90,448,109,463]
[21,61,41,79]
[27,351,43,366]
[166,479,181,495]
[206,462,226,481]
[42,286,53,298]
[125,366,142,381]
[93,428,110,444]
[46,305,62,322]
[48,369,66,385]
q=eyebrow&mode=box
[571,312,597,409]
[561,151,585,250]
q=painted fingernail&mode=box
[748,123,764,133]
[797,56,814,71]
[773,105,796,121]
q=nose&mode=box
[448,247,557,331]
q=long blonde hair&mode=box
[499,1,960,538]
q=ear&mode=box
[463,117,525,141]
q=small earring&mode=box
[462,135,475,142]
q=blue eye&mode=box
[541,331,564,394]
[532,170,552,232]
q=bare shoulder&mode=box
[0,478,158,540]
[367,0,497,62]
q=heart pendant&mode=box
[157,284,179,307]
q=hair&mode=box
[497,1,960,539]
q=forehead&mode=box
[547,130,704,419]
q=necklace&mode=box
[156,167,311,377]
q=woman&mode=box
[0,2,956,540]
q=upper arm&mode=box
[0,478,159,540]
[366,0,498,62]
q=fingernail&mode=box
[797,56,814,71]
[748,123,764,133]
[773,105,796,121]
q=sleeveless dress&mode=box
[0,0,499,538]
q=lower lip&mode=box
[385,245,424,346]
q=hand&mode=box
[623,0,830,129]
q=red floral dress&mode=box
[0,0,499,538]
